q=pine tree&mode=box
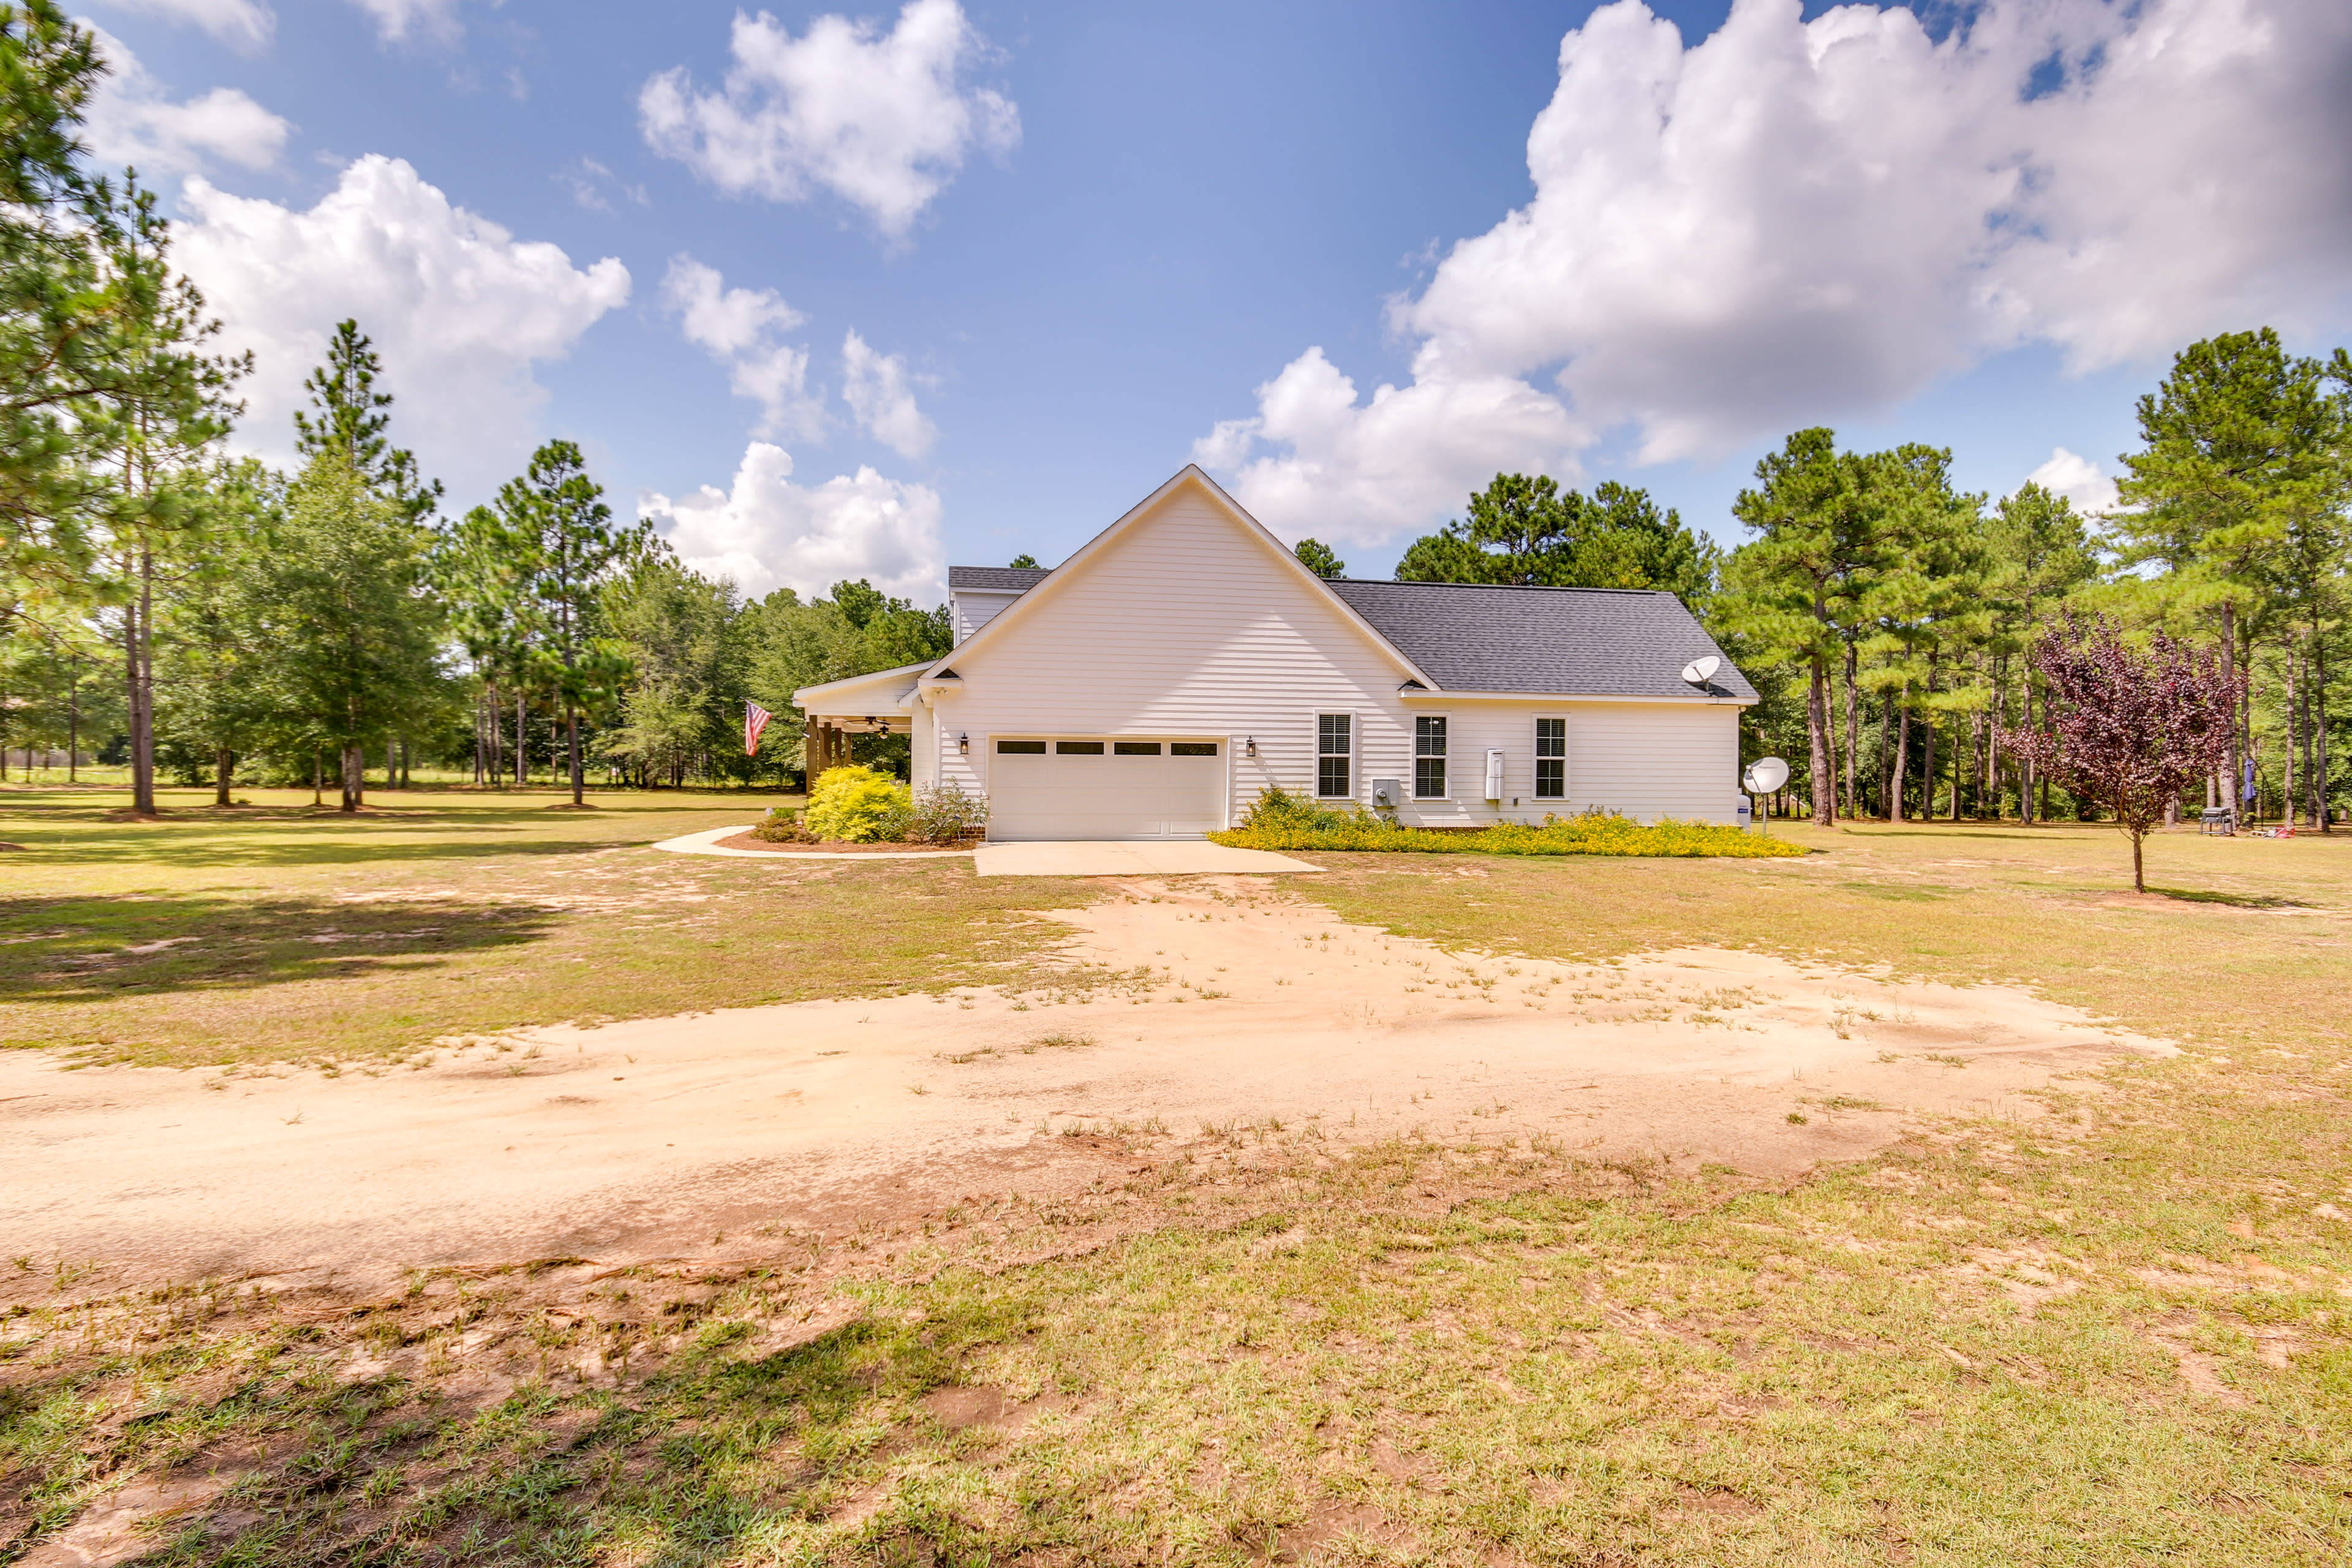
[0,2,108,608]
[1293,538,1346,578]
[494,440,647,806]
[80,179,246,814]
[2113,330,2332,824]
[1719,429,1883,824]
[293,318,443,522]
[254,453,442,812]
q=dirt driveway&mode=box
[1,875,2169,1290]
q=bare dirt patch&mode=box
[0,877,2170,1292]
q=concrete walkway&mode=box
[971,840,1322,876]
[649,825,973,861]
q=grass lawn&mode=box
[3,807,2351,1564]
[0,785,1095,1066]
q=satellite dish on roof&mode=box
[1744,756,1790,794]
[1681,654,1721,686]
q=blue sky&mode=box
[83,0,2352,598]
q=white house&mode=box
[793,466,1756,842]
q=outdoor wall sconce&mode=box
[1244,736,1257,758]
[957,731,970,755]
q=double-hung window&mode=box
[1414,716,1448,798]
[1535,717,1566,799]
[1316,714,1352,798]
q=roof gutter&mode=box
[1395,687,1757,707]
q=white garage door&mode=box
[987,738,1225,841]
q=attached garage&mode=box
[986,737,1225,842]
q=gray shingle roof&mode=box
[949,565,1051,592]
[1325,579,1756,700]
[944,564,1753,701]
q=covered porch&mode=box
[791,663,925,783]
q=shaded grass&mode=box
[0,786,1095,1067]
[4,816,2351,1563]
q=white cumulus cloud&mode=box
[840,330,934,459]
[83,26,290,176]
[661,255,824,441]
[2022,447,2119,514]
[90,0,273,52]
[176,155,630,498]
[1200,0,2352,539]
[639,0,1019,241]
[347,0,462,44]
[641,442,945,604]
[1194,349,1581,545]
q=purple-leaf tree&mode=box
[2005,614,2242,892]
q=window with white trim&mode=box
[1414,716,1447,798]
[1535,717,1566,799]
[1316,714,1352,797]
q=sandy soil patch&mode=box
[0,876,2169,1291]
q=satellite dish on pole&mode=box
[1681,654,1722,687]
[1743,756,1790,794]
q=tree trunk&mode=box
[1921,685,1938,823]
[2019,679,2037,824]
[214,746,232,807]
[312,750,323,807]
[1842,644,1860,821]
[386,739,397,791]
[567,709,583,806]
[124,555,157,815]
[1888,684,1910,822]
[2133,831,2145,894]
[2316,633,2332,832]
[1985,657,2002,820]
[2222,598,2241,828]
[341,745,364,813]
[1806,655,1834,826]
[515,690,527,786]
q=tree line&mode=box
[4,6,2340,825]
[0,6,951,806]
[1309,329,2347,830]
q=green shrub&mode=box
[907,782,990,843]
[1233,783,1376,834]
[802,766,914,843]
[1211,795,1803,859]
[750,807,817,845]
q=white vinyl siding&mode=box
[921,481,1744,831]
[950,590,1023,643]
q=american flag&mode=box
[744,701,774,757]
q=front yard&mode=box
[2,797,2349,1565]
